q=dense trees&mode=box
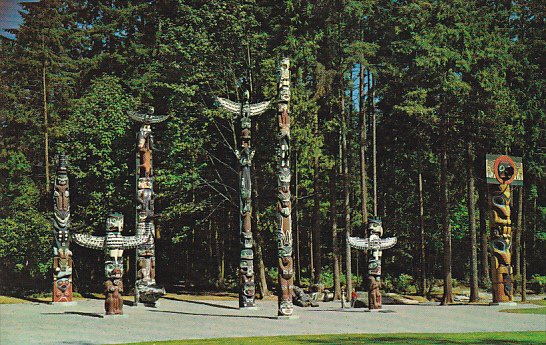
[1,0,544,300]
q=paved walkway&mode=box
[1,298,544,345]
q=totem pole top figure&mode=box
[485,154,523,186]
[348,218,397,254]
[73,212,150,255]
[128,106,170,124]
[216,79,271,124]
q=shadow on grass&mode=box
[149,309,277,320]
[162,296,239,310]
[293,335,543,345]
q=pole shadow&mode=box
[41,311,103,318]
[161,296,239,310]
[149,309,278,320]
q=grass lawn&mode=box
[500,307,546,314]
[111,332,546,345]
[500,299,546,314]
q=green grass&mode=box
[500,307,546,314]
[111,332,546,345]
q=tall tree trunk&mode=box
[371,74,377,216]
[466,142,479,302]
[308,219,314,282]
[42,57,50,193]
[341,75,352,300]
[521,213,527,302]
[312,112,322,284]
[294,151,301,286]
[440,137,453,305]
[417,157,426,296]
[478,182,490,286]
[359,65,368,225]
[331,168,341,300]
[215,216,225,288]
[513,187,523,277]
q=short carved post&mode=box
[73,213,150,315]
[348,218,396,310]
[485,154,523,303]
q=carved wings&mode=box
[347,236,397,251]
[122,233,151,249]
[247,101,271,117]
[128,111,170,124]
[73,233,105,250]
[216,97,271,117]
[216,97,241,114]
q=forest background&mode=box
[0,0,544,303]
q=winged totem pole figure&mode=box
[348,219,396,310]
[217,80,270,308]
[52,153,73,303]
[485,154,523,303]
[73,213,150,315]
[129,106,168,306]
[276,58,295,316]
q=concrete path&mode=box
[1,298,544,345]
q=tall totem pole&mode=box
[217,81,270,308]
[52,153,73,303]
[129,107,168,306]
[73,213,150,315]
[348,219,396,310]
[485,154,523,303]
[276,58,295,317]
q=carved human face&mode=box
[106,214,124,232]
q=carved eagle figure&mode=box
[73,231,150,251]
[347,235,397,251]
[128,109,170,124]
[216,97,271,117]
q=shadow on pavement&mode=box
[162,297,239,310]
[149,309,278,320]
[41,311,103,318]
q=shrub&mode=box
[529,275,546,294]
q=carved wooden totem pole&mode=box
[129,107,168,306]
[217,81,270,308]
[52,153,73,303]
[73,213,150,315]
[348,219,396,310]
[485,154,523,303]
[276,58,295,316]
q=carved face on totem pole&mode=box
[104,213,125,279]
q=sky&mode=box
[0,0,39,39]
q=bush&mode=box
[391,274,414,294]
[529,274,546,294]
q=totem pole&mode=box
[129,107,168,306]
[276,58,295,317]
[52,153,73,303]
[73,213,150,315]
[217,80,270,308]
[348,218,396,310]
[485,154,523,303]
